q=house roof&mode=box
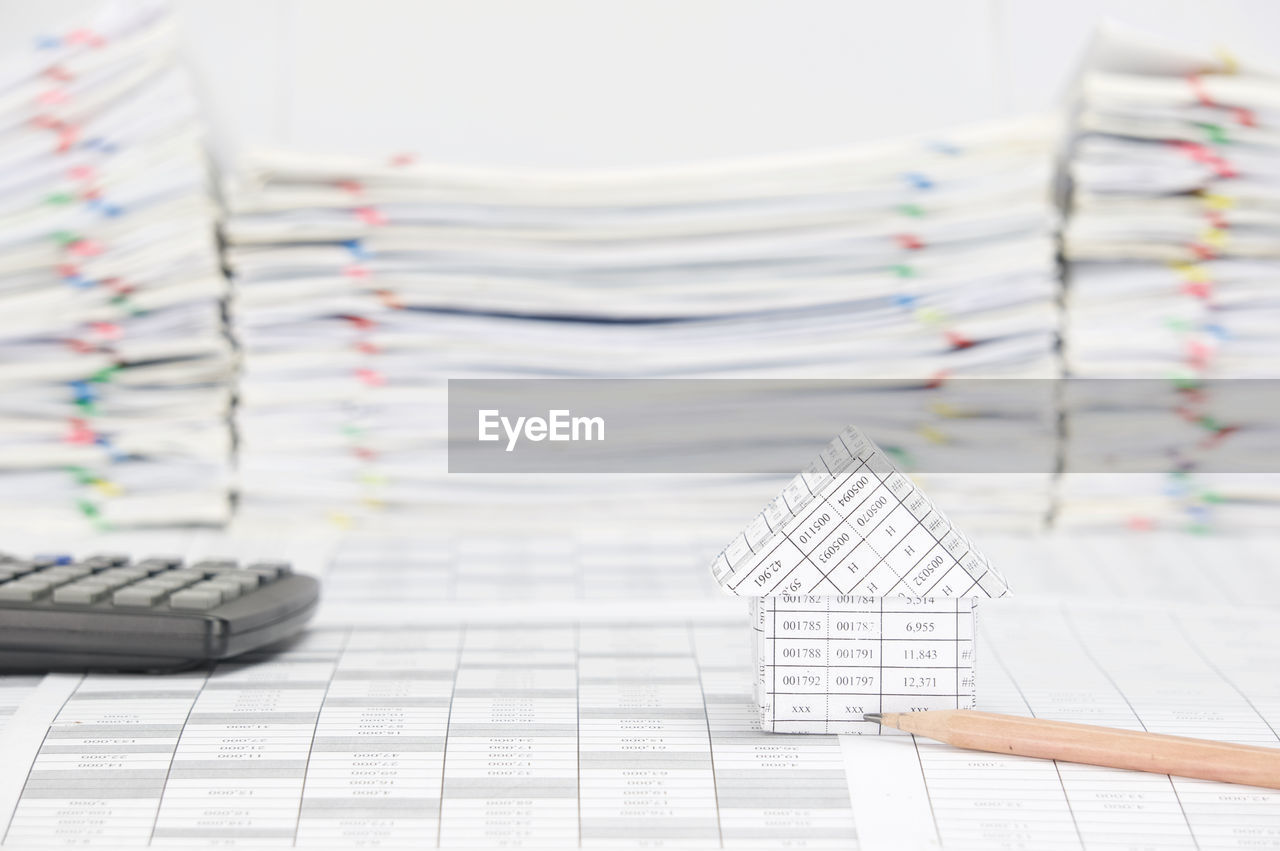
[710,425,1011,598]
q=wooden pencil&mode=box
[865,710,1280,789]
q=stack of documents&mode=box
[1060,26,1280,530]
[224,116,1062,530]
[0,4,231,531]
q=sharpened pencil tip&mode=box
[863,713,883,723]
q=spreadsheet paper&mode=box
[1,598,1279,849]
[711,425,1007,599]
[752,596,977,733]
[0,676,40,733]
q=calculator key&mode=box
[155,569,205,586]
[213,571,260,593]
[202,578,243,601]
[39,565,93,583]
[28,575,60,590]
[3,561,37,578]
[93,569,144,589]
[115,578,168,596]
[57,564,96,579]
[52,583,109,605]
[0,581,50,601]
[191,559,237,574]
[84,554,130,569]
[245,561,291,581]
[136,557,182,573]
[152,582,199,597]
[144,573,179,587]
[112,585,169,608]
[168,585,224,611]
[115,566,151,580]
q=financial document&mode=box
[0,533,1278,848]
[753,595,978,734]
[1,620,856,847]
[711,426,1007,599]
[0,676,40,733]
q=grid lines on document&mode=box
[761,596,974,734]
[321,532,725,611]
[0,677,41,733]
[912,604,1280,850]
[1,623,856,848]
[725,447,989,600]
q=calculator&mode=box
[0,553,320,672]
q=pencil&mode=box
[864,710,1280,789]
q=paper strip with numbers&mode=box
[710,424,1010,732]
[711,425,1009,599]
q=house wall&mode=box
[755,595,975,734]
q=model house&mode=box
[710,425,1010,733]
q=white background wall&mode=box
[3,0,1278,170]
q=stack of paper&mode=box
[1060,26,1280,530]
[224,116,1062,530]
[0,4,231,531]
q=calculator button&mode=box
[84,554,130,569]
[155,569,205,586]
[149,579,196,594]
[113,566,151,580]
[202,578,243,600]
[197,578,240,596]
[213,571,260,592]
[52,583,109,605]
[0,583,42,601]
[93,569,143,589]
[112,585,169,608]
[39,565,93,582]
[136,557,182,572]
[4,562,37,578]
[114,577,169,596]
[18,576,60,593]
[169,585,224,610]
[61,564,96,579]
[245,561,291,582]
[191,559,237,573]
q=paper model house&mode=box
[710,425,1010,734]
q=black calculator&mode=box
[0,553,320,672]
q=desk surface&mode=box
[0,530,1276,849]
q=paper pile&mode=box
[223,117,1062,529]
[1060,26,1280,530]
[0,4,231,531]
